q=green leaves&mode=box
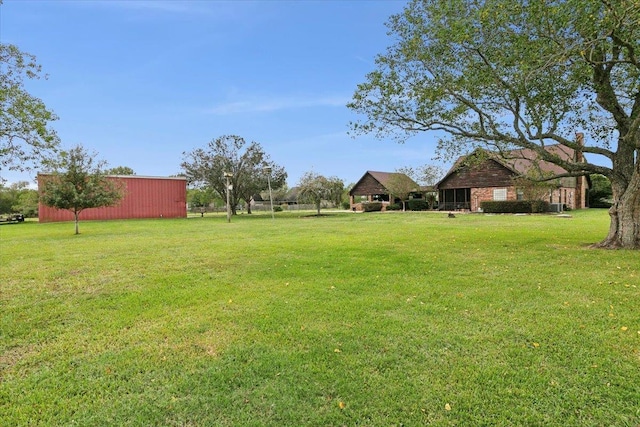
[0,43,60,174]
[297,172,344,215]
[181,135,287,215]
[350,0,638,149]
[39,145,125,233]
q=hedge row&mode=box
[407,200,429,211]
[362,202,383,212]
[385,201,433,211]
[480,200,549,213]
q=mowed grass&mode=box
[1,210,638,426]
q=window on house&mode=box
[516,189,524,200]
[493,188,507,201]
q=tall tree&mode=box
[0,181,33,214]
[297,172,343,216]
[39,145,125,234]
[181,135,286,215]
[12,188,39,217]
[1,43,60,176]
[349,0,640,249]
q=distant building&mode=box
[38,175,187,222]
[349,171,423,211]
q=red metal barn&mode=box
[38,175,187,222]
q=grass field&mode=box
[1,209,638,426]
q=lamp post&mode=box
[263,166,274,219]
[224,171,233,223]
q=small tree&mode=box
[39,145,125,234]
[512,174,558,203]
[387,170,420,211]
[188,187,217,215]
[297,172,343,216]
[425,193,437,210]
[325,176,345,209]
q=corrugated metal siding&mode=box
[38,176,187,222]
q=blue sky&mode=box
[1,0,443,187]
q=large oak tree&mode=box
[181,135,286,215]
[349,0,639,249]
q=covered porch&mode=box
[438,188,471,211]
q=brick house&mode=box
[349,171,425,211]
[436,142,588,212]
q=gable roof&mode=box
[437,144,578,188]
[502,145,576,177]
[284,186,300,202]
[350,171,421,196]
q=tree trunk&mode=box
[316,201,321,216]
[594,171,640,249]
[74,211,80,235]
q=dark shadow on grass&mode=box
[299,213,338,218]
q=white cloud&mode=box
[205,95,350,115]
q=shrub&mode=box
[273,205,283,212]
[481,200,549,213]
[407,199,428,211]
[362,202,383,212]
[530,200,549,213]
[341,201,351,210]
[386,203,401,211]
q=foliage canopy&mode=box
[0,43,60,176]
[297,171,344,215]
[181,135,286,215]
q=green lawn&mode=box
[1,210,638,426]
